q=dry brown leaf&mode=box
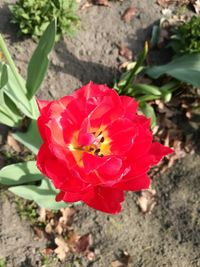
[41,248,54,256]
[111,251,130,267]
[156,0,171,7]
[7,133,21,152]
[92,0,111,6]
[33,226,44,239]
[38,208,46,222]
[121,7,136,23]
[54,236,69,261]
[157,0,189,7]
[111,261,127,267]
[45,223,53,234]
[86,251,96,261]
[137,189,157,214]
[80,2,93,9]
[55,223,63,235]
[193,0,200,13]
[60,207,75,226]
[118,45,133,60]
[75,233,93,253]
[67,230,80,250]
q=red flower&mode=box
[37,82,173,214]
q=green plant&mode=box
[114,42,200,127]
[0,21,70,210]
[15,198,38,223]
[170,16,200,55]
[0,259,6,267]
[114,43,179,127]
[9,0,79,40]
[0,20,56,152]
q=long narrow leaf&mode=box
[0,62,35,119]
[146,53,200,88]
[0,161,42,186]
[26,20,56,99]
[0,64,8,89]
[9,178,68,210]
[139,102,157,128]
[12,119,43,154]
[0,109,16,127]
[0,34,27,94]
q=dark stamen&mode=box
[100,136,104,143]
[94,148,101,155]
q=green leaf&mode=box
[133,83,162,96]
[0,35,27,94]
[161,90,172,102]
[0,109,16,127]
[150,25,160,48]
[0,161,42,186]
[137,94,160,102]
[0,62,35,119]
[9,178,68,210]
[119,42,148,94]
[0,93,21,122]
[12,120,42,154]
[146,53,200,88]
[139,102,157,128]
[26,20,56,99]
[0,64,8,89]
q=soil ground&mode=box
[0,1,200,267]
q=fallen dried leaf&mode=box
[45,223,53,234]
[157,0,189,7]
[92,0,111,6]
[193,0,200,13]
[54,236,69,261]
[111,260,126,267]
[33,226,44,239]
[7,133,21,152]
[41,248,53,256]
[60,207,75,226]
[75,233,93,253]
[137,189,156,213]
[38,208,46,222]
[157,0,169,7]
[121,7,136,22]
[111,250,130,267]
[80,2,93,9]
[118,45,133,60]
[86,251,96,261]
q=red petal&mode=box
[106,118,136,155]
[44,158,87,192]
[126,125,152,160]
[114,174,150,191]
[56,191,82,202]
[74,81,110,101]
[36,99,51,114]
[83,153,121,174]
[149,142,174,164]
[120,95,138,119]
[78,118,95,146]
[83,186,124,214]
[36,143,51,175]
[89,91,124,128]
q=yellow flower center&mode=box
[68,129,111,167]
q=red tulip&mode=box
[36,82,173,214]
